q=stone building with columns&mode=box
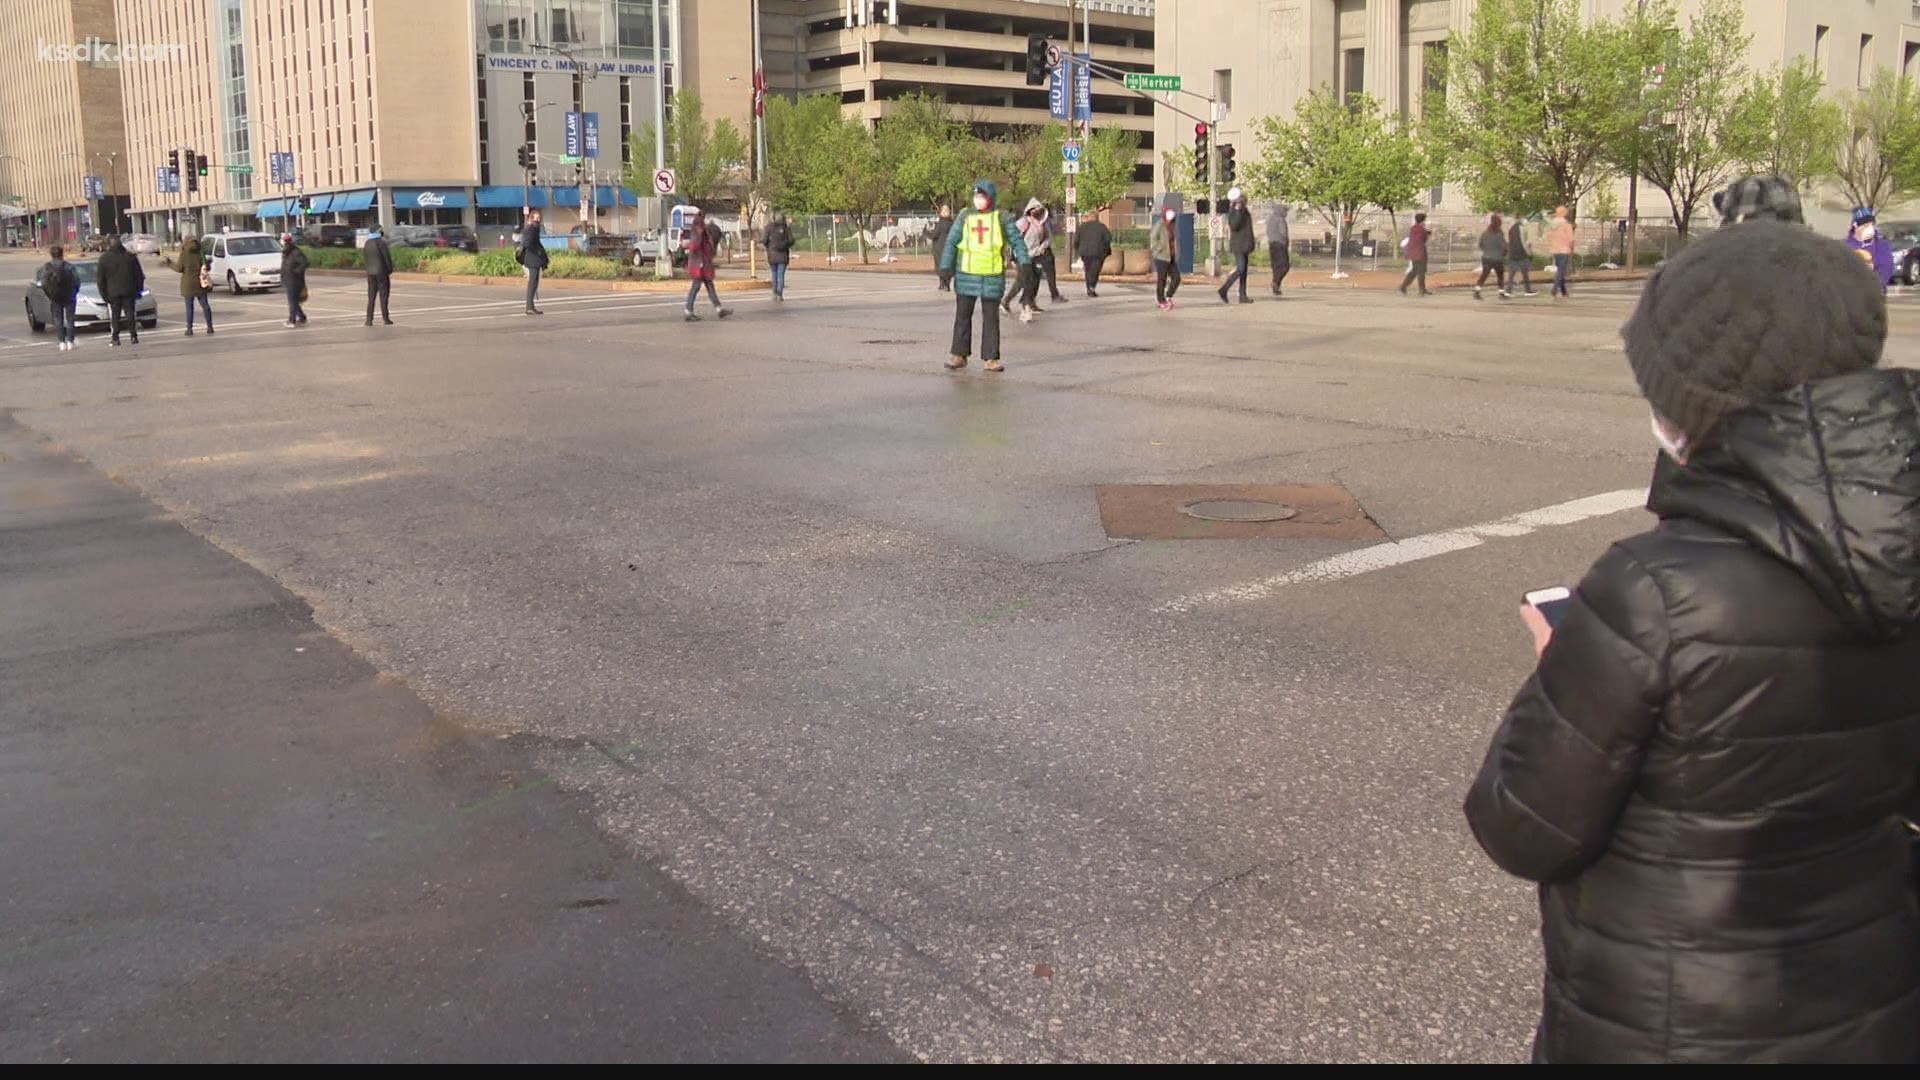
[1154,0,1920,229]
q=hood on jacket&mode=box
[1023,196,1049,222]
[973,179,998,210]
[1651,368,1920,639]
[182,239,200,258]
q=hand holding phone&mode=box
[1520,586,1571,657]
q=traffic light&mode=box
[1219,144,1237,185]
[184,147,198,192]
[516,143,532,170]
[1193,123,1209,184]
[168,149,180,173]
[1025,32,1048,87]
[196,153,209,177]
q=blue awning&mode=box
[393,188,470,209]
[305,193,335,213]
[476,184,546,209]
[331,189,376,212]
[257,198,290,219]
[596,186,640,207]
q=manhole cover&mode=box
[1180,499,1298,523]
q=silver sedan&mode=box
[23,259,160,334]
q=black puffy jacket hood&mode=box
[1651,367,1920,640]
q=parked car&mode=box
[81,233,114,253]
[1886,220,1920,286]
[23,258,159,334]
[122,233,161,254]
[429,225,479,252]
[628,227,689,268]
[314,223,356,248]
[205,231,283,294]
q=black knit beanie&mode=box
[1623,221,1886,438]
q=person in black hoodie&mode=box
[280,234,309,326]
[38,244,80,351]
[761,212,794,301]
[517,208,550,314]
[362,223,394,325]
[1465,221,1920,1064]
[96,235,144,346]
[1075,210,1111,297]
[1217,188,1255,304]
[931,203,955,292]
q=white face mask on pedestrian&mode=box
[1651,411,1690,463]
[1858,224,1876,241]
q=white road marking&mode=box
[1155,487,1649,612]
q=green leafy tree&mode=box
[1625,0,1752,237]
[1158,145,1208,206]
[991,125,1066,210]
[1725,58,1843,195]
[1439,0,1647,212]
[1074,126,1143,213]
[631,89,748,208]
[764,93,846,215]
[1833,67,1919,212]
[876,92,976,210]
[1247,88,1401,275]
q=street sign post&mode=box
[1123,72,1182,93]
[1062,161,1081,175]
[225,164,253,174]
[653,168,675,196]
[558,154,582,165]
[564,111,583,159]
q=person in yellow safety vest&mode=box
[937,179,1030,374]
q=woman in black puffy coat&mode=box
[1466,220,1920,1064]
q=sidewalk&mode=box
[0,414,899,1064]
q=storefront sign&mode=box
[486,54,656,77]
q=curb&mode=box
[307,268,771,293]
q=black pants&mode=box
[1006,262,1040,310]
[1083,255,1105,294]
[1039,250,1061,300]
[937,268,953,291]
[1400,259,1428,294]
[1269,243,1291,293]
[1155,259,1181,303]
[107,296,137,341]
[1476,260,1507,290]
[951,292,1001,361]
[525,265,542,310]
[1508,259,1533,293]
[366,274,391,321]
[1222,252,1251,299]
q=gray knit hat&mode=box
[1623,221,1885,438]
[1711,175,1803,226]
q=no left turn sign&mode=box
[653,168,676,195]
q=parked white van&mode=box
[206,231,283,294]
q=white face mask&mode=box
[973,194,989,211]
[1651,411,1689,463]
[1859,223,1876,240]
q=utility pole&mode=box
[1065,0,1077,260]
[652,0,670,279]
[1625,0,1646,273]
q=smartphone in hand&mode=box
[1523,586,1573,629]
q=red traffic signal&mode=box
[1194,122,1209,138]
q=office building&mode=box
[0,0,132,246]
[1156,1,1920,229]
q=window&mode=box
[1814,24,1830,81]
[1342,49,1365,102]
[1906,41,1920,83]
[1418,41,1447,116]
[1860,34,1875,87]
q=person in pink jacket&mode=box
[1546,206,1576,300]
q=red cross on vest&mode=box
[971,217,992,243]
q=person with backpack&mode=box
[761,212,794,302]
[682,208,731,322]
[1507,214,1538,297]
[97,234,145,346]
[38,244,80,351]
[1474,214,1509,300]
[517,208,549,315]
[936,179,1029,373]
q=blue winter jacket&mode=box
[938,179,1029,300]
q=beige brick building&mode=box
[0,0,132,247]
[1155,0,1920,232]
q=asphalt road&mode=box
[3,249,1916,1062]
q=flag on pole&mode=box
[753,67,767,117]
